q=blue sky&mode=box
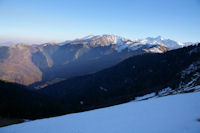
[0,0,199,43]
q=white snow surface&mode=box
[144,36,184,49]
[1,92,200,133]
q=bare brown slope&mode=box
[0,45,42,85]
[0,41,168,86]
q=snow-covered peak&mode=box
[67,34,173,53]
[155,36,165,41]
[146,36,165,42]
[70,34,129,46]
[60,34,194,51]
[143,36,185,49]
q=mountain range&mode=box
[39,44,200,112]
[0,42,199,120]
[0,34,193,86]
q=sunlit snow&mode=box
[1,92,200,133]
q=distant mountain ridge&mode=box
[64,34,189,50]
[0,34,194,86]
[0,43,200,120]
[40,44,200,113]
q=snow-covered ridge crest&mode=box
[140,36,184,49]
[71,34,129,46]
[61,34,194,52]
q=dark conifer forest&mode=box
[1,44,200,119]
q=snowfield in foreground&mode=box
[1,92,200,133]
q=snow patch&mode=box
[135,92,155,101]
[158,87,173,96]
[99,86,108,92]
[144,47,163,53]
[80,101,84,105]
[181,61,200,78]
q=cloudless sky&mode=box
[0,0,200,43]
